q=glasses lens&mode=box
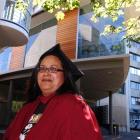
[49,66,57,73]
[38,66,63,73]
[38,67,46,73]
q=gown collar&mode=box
[38,93,56,104]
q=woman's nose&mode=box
[42,69,51,75]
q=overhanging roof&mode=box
[74,54,130,100]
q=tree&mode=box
[16,0,140,43]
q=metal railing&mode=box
[1,0,32,33]
[78,37,126,59]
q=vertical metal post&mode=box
[109,91,113,135]
[6,80,13,125]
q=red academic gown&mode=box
[3,92,103,140]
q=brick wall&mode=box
[56,9,79,59]
[9,46,25,71]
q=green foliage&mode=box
[32,0,80,20]
[16,0,140,43]
[12,101,25,112]
[15,0,30,12]
[42,0,79,11]
[90,0,140,43]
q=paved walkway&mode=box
[103,131,140,140]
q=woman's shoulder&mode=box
[57,92,82,101]
[56,92,86,109]
[55,93,94,120]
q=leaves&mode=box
[55,11,65,20]
[16,0,140,43]
[42,0,80,17]
[90,0,140,43]
[15,0,30,13]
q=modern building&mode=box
[1,0,140,137]
[98,4,140,132]
[129,43,140,119]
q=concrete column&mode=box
[76,79,80,91]
[109,91,113,134]
[122,39,130,132]
[6,80,13,125]
[125,71,131,132]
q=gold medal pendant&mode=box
[30,114,42,123]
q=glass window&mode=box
[0,48,12,73]
[131,97,136,105]
[130,41,140,49]
[138,70,140,76]
[130,67,134,74]
[131,81,140,90]
[131,96,140,105]
[130,67,140,76]
[78,5,125,58]
[131,81,136,89]
[130,53,140,63]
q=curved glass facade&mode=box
[0,48,12,73]
[24,18,57,67]
[78,6,126,58]
[2,0,32,32]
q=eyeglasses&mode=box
[37,66,64,73]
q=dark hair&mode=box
[26,54,80,102]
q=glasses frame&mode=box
[37,66,64,73]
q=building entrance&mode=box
[0,78,29,138]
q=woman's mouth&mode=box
[42,78,52,82]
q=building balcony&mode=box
[0,0,32,47]
[77,38,126,59]
[75,54,129,100]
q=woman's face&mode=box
[37,55,64,96]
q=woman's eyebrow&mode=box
[39,64,59,67]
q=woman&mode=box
[3,44,103,140]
